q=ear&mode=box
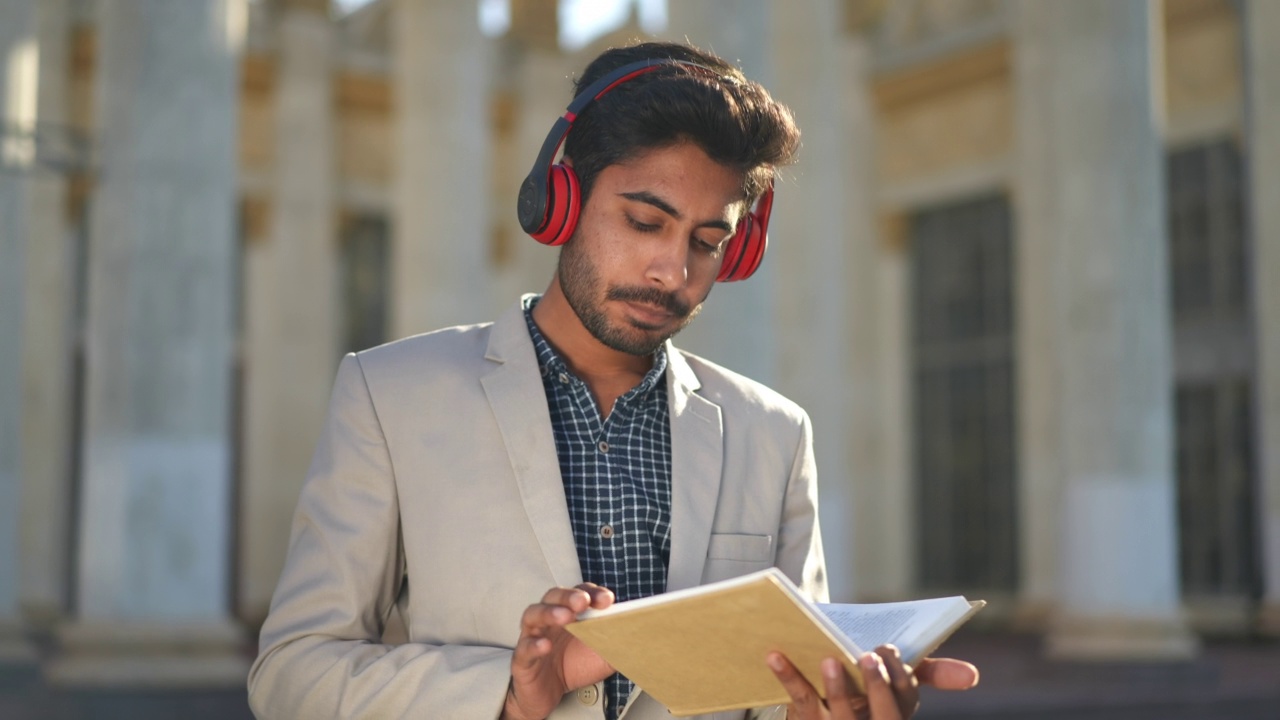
[561,155,575,168]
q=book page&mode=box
[815,596,966,660]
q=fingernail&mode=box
[860,653,882,681]
[823,658,840,680]
[767,653,785,671]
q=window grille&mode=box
[910,194,1018,594]
[1167,139,1259,598]
[342,214,390,354]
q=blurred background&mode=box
[1,0,1278,717]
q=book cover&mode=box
[566,568,983,717]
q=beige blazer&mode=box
[247,298,828,720]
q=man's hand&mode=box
[768,645,979,720]
[501,584,616,720]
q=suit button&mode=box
[577,685,599,705]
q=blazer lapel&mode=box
[480,299,582,589]
[664,345,724,593]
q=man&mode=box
[247,41,977,720]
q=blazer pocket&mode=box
[703,533,774,584]
[706,533,774,563]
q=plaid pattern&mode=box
[524,297,673,720]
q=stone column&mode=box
[390,0,491,337]
[239,0,338,626]
[1245,0,1280,636]
[0,0,38,664]
[493,44,563,308]
[841,34,913,604]
[19,0,75,634]
[1009,0,1064,632]
[663,0,778,386]
[49,0,249,685]
[770,0,857,601]
[1036,0,1197,660]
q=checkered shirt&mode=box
[523,297,673,720]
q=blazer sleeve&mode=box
[247,353,512,719]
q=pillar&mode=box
[239,0,339,626]
[662,0,778,386]
[1034,0,1197,660]
[0,0,38,664]
[841,28,912,604]
[493,42,562,310]
[1010,0,1064,631]
[770,0,856,601]
[48,0,249,685]
[390,0,491,336]
[19,0,75,634]
[1245,0,1280,637]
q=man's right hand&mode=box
[501,584,617,720]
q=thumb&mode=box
[915,657,979,690]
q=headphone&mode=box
[516,58,775,283]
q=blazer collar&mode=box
[481,297,582,588]
[481,297,726,594]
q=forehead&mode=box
[606,142,747,213]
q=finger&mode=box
[511,634,553,669]
[766,652,822,719]
[540,586,593,612]
[861,653,902,720]
[520,602,575,636]
[821,657,863,720]
[914,658,979,691]
[874,646,918,719]
[574,583,616,610]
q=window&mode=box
[910,194,1018,594]
[1167,139,1259,598]
[342,213,390,354]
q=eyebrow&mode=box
[619,190,735,234]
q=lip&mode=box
[621,300,674,327]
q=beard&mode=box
[557,236,704,356]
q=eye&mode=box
[693,236,725,258]
[625,214,661,233]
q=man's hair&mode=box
[563,41,800,207]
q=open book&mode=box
[566,567,984,717]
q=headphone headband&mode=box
[518,59,712,234]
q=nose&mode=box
[644,233,689,290]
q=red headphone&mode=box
[516,58,774,283]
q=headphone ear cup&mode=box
[717,219,749,283]
[717,211,767,282]
[736,211,768,280]
[530,164,581,246]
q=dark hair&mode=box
[563,41,800,206]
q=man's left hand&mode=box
[767,645,978,720]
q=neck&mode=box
[531,276,654,416]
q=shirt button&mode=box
[600,524,614,539]
[577,685,599,706]
[558,372,569,384]
[598,441,609,453]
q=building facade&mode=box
[1,0,1277,684]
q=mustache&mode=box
[606,286,692,318]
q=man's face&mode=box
[558,142,746,356]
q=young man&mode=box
[247,42,976,720]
